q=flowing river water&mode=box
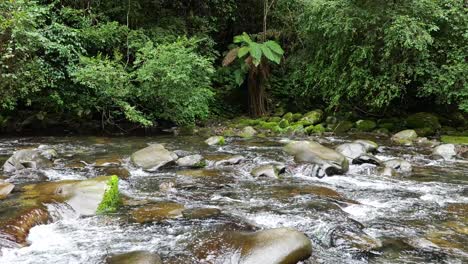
[0,134,467,263]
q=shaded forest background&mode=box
[0,0,466,132]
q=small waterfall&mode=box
[46,203,79,222]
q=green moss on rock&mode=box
[96,175,121,214]
[355,120,377,132]
[302,110,324,125]
[441,136,468,145]
[305,124,326,135]
[282,112,294,121]
[279,119,289,129]
[406,112,441,130]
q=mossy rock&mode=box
[292,113,303,121]
[293,120,313,127]
[278,119,289,129]
[285,124,305,135]
[238,126,257,138]
[406,112,441,130]
[355,120,377,132]
[415,127,436,137]
[302,110,324,125]
[373,128,390,135]
[440,136,468,145]
[282,112,294,121]
[222,128,236,137]
[378,122,396,131]
[441,126,458,135]
[305,124,326,135]
[391,129,418,145]
[268,116,282,123]
[332,121,354,134]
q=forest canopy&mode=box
[0,0,466,130]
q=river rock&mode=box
[329,224,381,252]
[182,208,221,219]
[103,167,131,180]
[432,144,457,160]
[285,141,349,176]
[378,167,394,177]
[0,207,50,244]
[21,176,114,216]
[391,130,418,145]
[239,126,257,138]
[406,112,441,134]
[355,120,377,132]
[9,168,48,183]
[352,154,381,166]
[131,144,177,171]
[131,202,184,223]
[176,154,205,168]
[335,143,367,160]
[214,155,245,166]
[195,228,312,264]
[106,251,162,264]
[0,182,14,199]
[383,159,412,173]
[353,140,379,153]
[3,147,57,173]
[205,136,225,146]
[251,164,285,178]
[301,109,323,125]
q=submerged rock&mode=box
[391,130,418,145]
[432,144,457,160]
[335,143,367,160]
[213,155,245,166]
[284,141,349,176]
[131,202,184,223]
[205,136,225,146]
[176,154,205,168]
[105,251,162,264]
[0,207,50,245]
[103,167,131,180]
[383,159,412,173]
[8,168,48,183]
[329,224,381,252]
[182,208,221,220]
[194,228,312,264]
[0,182,14,199]
[3,147,57,173]
[131,144,177,171]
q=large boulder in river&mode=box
[335,143,367,160]
[106,251,162,264]
[131,144,177,171]
[433,144,457,160]
[21,176,115,216]
[3,147,57,173]
[391,129,418,145]
[285,141,349,176]
[195,228,312,264]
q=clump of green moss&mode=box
[441,135,468,145]
[194,160,207,168]
[219,136,226,145]
[97,175,121,214]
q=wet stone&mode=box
[182,208,221,220]
[0,182,14,199]
[131,202,185,224]
[105,251,162,264]
[103,167,131,180]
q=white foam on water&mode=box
[43,169,86,181]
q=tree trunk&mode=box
[248,64,268,117]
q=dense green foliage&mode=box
[0,0,466,131]
[96,175,121,214]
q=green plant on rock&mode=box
[96,175,121,214]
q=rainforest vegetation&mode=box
[0,0,467,132]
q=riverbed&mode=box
[0,135,467,263]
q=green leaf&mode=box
[265,41,284,55]
[242,32,252,44]
[238,46,249,58]
[234,69,246,86]
[260,44,281,64]
[249,42,262,63]
[233,35,244,44]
